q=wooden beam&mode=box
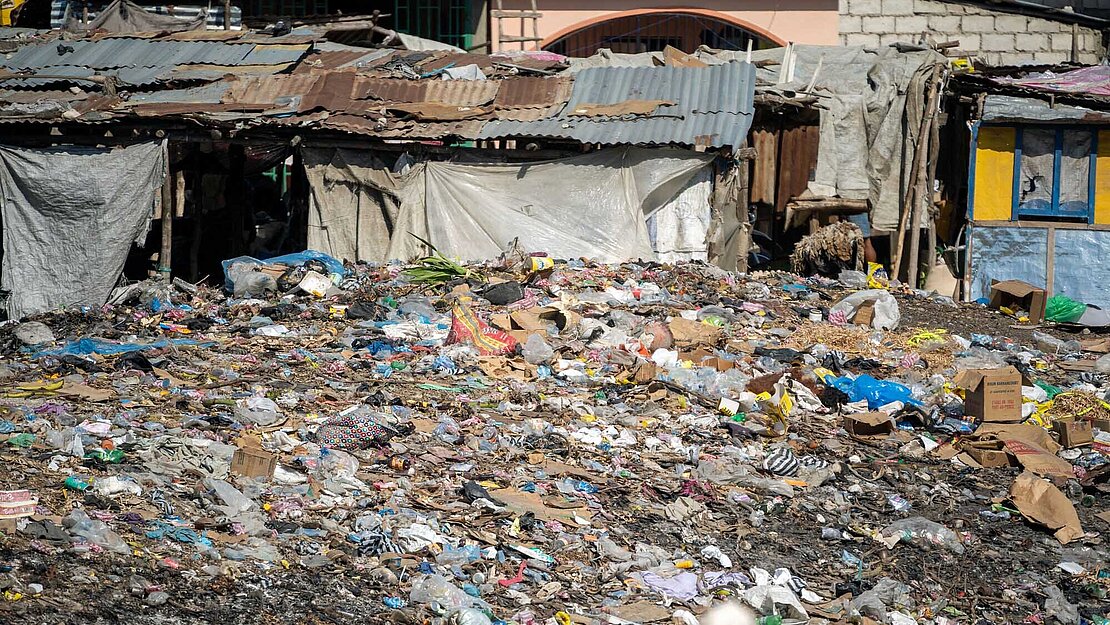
[159,159,173,280]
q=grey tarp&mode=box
[0,141,164,318]
[302,147,714,264]
[303,148,401,264]
[68,0,206,33]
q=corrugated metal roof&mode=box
[0,39,308,71]
[356,77,500,107]
[478,61,755,148]
[494,76,571,108]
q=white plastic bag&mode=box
[830,289,900,330]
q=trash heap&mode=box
[2,248,1110,625]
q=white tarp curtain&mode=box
[648,167,713,262]
[303,147,715,264]
[0,141,164,319]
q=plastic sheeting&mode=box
[0,141,164,319]
[389,148,713,262]
[68,0,206,33]
[648,167,712,262]
[1053,229,1110,309]
[969,226,1048,302]
[302,147,714,264]
[303,148,401,264]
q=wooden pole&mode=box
[924,103,942,288]
[893,64,941,282]
[736,152,752,274]
[159,160,173,280]
[223,0,231,29]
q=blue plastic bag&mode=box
[35,337,211,358]
[221,250,346,292]
[825,373,921,409]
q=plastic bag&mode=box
[825,374,920,409]
[1045,295,1087,324]
[881,516,964,554]
[409,574,486,611]
[829,290,900,330]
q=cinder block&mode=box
[912,0,947,13]
[849,0,883,14]
[895,15,929,33]
[1015,33,1049,52]
[862,15,896,32]
[881,0,915,15]
[845,32,881,47]
[961,15,995,31]
[981,33,1016,51]
[840,15,864,33]
[928,15,961,32]
[1033,50,1069,63]
[994,15,1028,32]
[1050,32,1073,51]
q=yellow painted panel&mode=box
[973,126,1016,221]
[1096,130,1110,225]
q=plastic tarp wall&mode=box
[0,141,164,319]
[1052,229,1110,309]
[303,148,401,264]
[648,167,713,262]
[969,226,1048,301]
[302,148,717,264]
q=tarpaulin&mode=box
[0,141,164,319]
[302,148,401,264]
[387,147,713,262]
[67,0,206,33]
[969,226,1048,302]
[303,147,714,264]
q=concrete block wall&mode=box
[840,0,1108,65]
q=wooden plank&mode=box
[774,123,819,215]
[749,127,777,205]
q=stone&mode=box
[13,321,54,346]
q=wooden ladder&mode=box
[492,0,542,51]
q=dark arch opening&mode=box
[542,11,778,58]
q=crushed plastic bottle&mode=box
[881,516,964,554]
[522,334,554,365]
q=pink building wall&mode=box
[491,0,840,52]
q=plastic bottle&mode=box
[757,616,783,625]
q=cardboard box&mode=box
[962,441,1014,468]
[1054,419,1094,449]
[954,366,1024,423]
[844,412,895,440]
[679,348,735,372]
[231,447,277,479]
[852,300,876,327]
[989,280,1047,324]
[668,318,723,349]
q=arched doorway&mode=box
[541,9,783,58]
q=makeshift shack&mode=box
[0,30,756,318]
[954,65,1110,309]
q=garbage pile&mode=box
[2,248,1110,625]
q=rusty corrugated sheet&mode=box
[494,76,571,108]
[356,77,499,107]
[221,73,322,110]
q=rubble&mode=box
[1,251,1110,625]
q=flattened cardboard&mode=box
[1054,419,1094,449]
[844,412,895,440]
[954,366,1024,422]
[989,280,1047,324]
[230,446,277,479]
[679,348,735,372]
[668,318,723,349]
[1011,471,1084,544]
